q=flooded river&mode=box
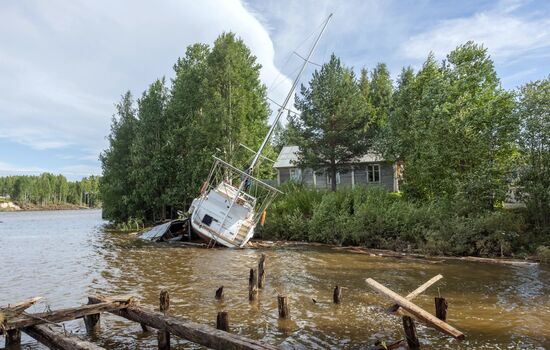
[1,209,549,349]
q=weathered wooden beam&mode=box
[333,286,342,304]
[1,297,43,318]
[5,297,135,331]
[89,296,278,350]
[258,254,266,289]
[5,329,21,347]
[249,269,258,301]
[24,324,106,350]
[435,297,448,321]
[277,295,289,319]
[215,286,224,300]
[84,297,101,335]
[216,311,229,332]
[366,278,464,340]
[402,316,420,350]
[387,274,443,313]
[158,290,170,350]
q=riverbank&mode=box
[0,200,98,212]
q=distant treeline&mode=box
[0,173,101,207]
[100,33,273,223]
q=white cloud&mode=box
[0,0,291,155]
[0,161,45,175]
[402,2,550,62]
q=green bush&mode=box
[536,246,550,263]
[259,185,530,257]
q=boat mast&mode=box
[248,13,333,172]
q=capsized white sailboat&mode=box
[188,14,332,248]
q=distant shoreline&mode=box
[0,201,100,212]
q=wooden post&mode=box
[435,297,448,321]
[365,278,464,340]
[5,329,21,347]
[387,274,443,313]
[215,286,224,300]
[258,254,266,289]
[402,316,420,350]
[248,268,258,301]
[216,311,229,332]
[333,286,342,304]
[277,295,289,319]
[84,297,101,334]
[158,290,170,350]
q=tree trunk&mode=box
[330,164,337,192]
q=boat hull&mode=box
[190,208,255,248]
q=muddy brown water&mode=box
[1,209,548,349]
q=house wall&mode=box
[276,162,396,191]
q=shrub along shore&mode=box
[257,184,548,260]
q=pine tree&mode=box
[291,54,371,191]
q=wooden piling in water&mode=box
[258,254,266,289]
[402,316,420,350]
[277,295,289,319]
[5,329,21,347]
[435,297,448,321]
[216,311,229,332]
[158,290,170,350]
[89,295,278,350]
[333,286,342,304]
[84,297,101,335]
[215,286,224,300]
[248,268,258,301]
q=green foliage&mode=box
[381,43,517,210]
[101,32,271,223]
[0,174,100,207]
[536,246,550,263]
[516,75,550,231]
[259,186,528,257]
[100,91,138,221]
[291,54,372,191]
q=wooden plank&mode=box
[1,297,43,317]
[387,274,443,313]
[5,298,135,331]
[89,296,278,350]
[24,324,106,350]
[366,278,464,340]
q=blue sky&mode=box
[1,0,549,180]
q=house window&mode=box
[289,168,302,182]
[367,164,380,183]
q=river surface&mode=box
[1,209,549,349]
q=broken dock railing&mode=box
[1,294,277,350]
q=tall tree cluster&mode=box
[383,42,517,210]
[516,75,550,230]
[100,33,272,223]
[287,41,548,234]
[0,174,100,207]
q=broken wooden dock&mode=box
[1,294,277,350]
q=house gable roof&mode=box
[273,145,385,169]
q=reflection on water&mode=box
[1,210,549,349]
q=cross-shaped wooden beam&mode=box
[366,278,464,340]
